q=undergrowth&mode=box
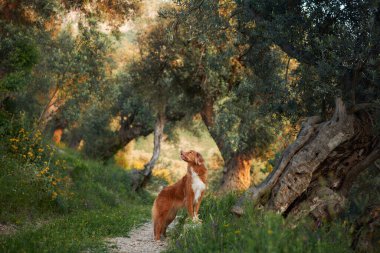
[0,122,152,252]
[166,194,352,253]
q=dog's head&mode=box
[180,150,205,166]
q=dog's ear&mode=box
[195,152,204,165]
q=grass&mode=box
[0,205,150,253]
[166,194,353,253]
[0,146,152,252]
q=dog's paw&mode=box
[192,216,202,224]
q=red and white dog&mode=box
[152,150,207,240]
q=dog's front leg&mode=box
[185,195,195,219]
[194,191,205,218]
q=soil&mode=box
[107,221,174,253]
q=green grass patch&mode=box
[1,143,152,252]
[0,205,150,252]
[166,194,352,253]
[0,147,152,222]
[57,149,152,212]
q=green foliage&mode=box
[240,0,380,115]
[213,77,284,158]
[0,22,39,93]
[0,0,148,160]
[128,0,290,162]
[77,80,155,158]
[0,1,57,25]
[0,0,140,26]
[166,195,352,253]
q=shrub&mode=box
[0,122,70,223]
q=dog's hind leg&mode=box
[163,209,177,237]
[153,220,163,240]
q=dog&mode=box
[152,150,207,240]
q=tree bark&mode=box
[220,154,252,192]
[132,112,165,191]
[231,98,380,224]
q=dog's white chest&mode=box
[190,168,206,204]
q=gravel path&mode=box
[107,221,173,253]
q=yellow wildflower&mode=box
[234,230,241,234]
[267,229,273,235]
[51,192,58,200]
[27,151,34,157]
[38,148,44,153]
[19,128,25,133]
[40,167,49,175]
[224,224,230,227]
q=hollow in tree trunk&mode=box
[231,98,380,224]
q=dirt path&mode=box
[107,221,173,253]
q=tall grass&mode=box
[0,147,152,252]
[166,194,352,253]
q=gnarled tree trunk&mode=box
[232,98,380,224]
